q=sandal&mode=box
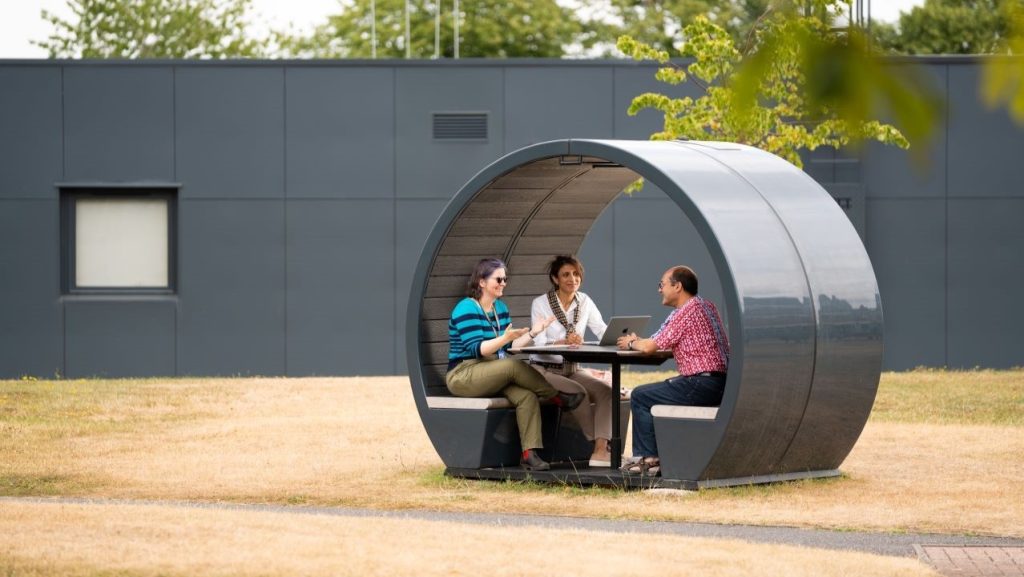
[620,456,660,476]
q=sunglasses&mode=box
[493,277,508,284]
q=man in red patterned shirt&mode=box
[616,265,729,475]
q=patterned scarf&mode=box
[547,289,581,376]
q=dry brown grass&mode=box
[1,370,1022,538]
[0,501,937,577]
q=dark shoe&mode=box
[520,450,550,471]
[555,391,585,411]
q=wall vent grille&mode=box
[432,112,488,141]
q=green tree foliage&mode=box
[616,0,931,176]
[278,0,584,58]
[875,0,1015,55]
[983,4,1024,121]
[591,0,770,55]
[35,0,263,59]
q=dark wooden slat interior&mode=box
[473,189,550,203]
[420,159,639,381]
[514,236,585,254]
[534,202,608,220]
[462,201,541,218]
[449,218,523,236]
[438,235,508,256]
[426,275,468,298]
[523,218,592,236]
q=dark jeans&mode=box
[630,373,726,458]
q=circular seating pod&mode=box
[407,139,883,487]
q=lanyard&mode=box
[474,299,502,338]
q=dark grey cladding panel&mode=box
[287,200,394,376]
[65,298,176,378]
[948,65,1024,198]
[948,198,1024,368]
[867,198,946,369]
[397,199,450,374]
[176,67,284,199]
[862,64,948,199]
[504,67,614,151]
[64,67,174,182]
[0,67,62,198]
[577,205,614,323]
[613,65,704,139]
[396,67,504,199]
[0,201,62,378]
[613,197,720,321]
[286,67,395,199]
[177,200,285,375]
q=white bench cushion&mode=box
[651,405,719,420]
[426,396,513,410]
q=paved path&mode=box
[4,496,1023,574]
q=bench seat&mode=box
[426,396,512,410]
[652,405,719,420]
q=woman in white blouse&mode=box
[530,255,618,467]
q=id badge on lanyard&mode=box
[497,349,507,359]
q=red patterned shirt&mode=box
[652,296,730,376]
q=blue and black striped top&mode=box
[448,297,511,369]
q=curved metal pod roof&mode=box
[407,139,882,483]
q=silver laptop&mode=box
[588,316,651,346]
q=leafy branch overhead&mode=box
[35,0,264,58]
[616,0,940,175]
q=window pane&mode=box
[75,198,168,288]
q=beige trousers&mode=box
[533,364,614,442]
[445,357,558,451]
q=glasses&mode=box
[493,277,508,284]
[658,280,675,289]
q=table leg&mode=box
[610,362,622,470]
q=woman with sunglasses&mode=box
[446,257,585,471]
[529,255,618,468]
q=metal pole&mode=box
[371,0,377,58]
[435,0,440,58]
[405,0,411,58]
[453,0,459,59]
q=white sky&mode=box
[0,0,924,58]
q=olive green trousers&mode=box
[446,357,558,450]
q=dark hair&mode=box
[466,257,507,299]
[669,265,698,295]
[546,255,584,288]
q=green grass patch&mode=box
[0,377,236,439]
[872,368,1024,426]
[0,474,96,496]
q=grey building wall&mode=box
[0,58,1021,378]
